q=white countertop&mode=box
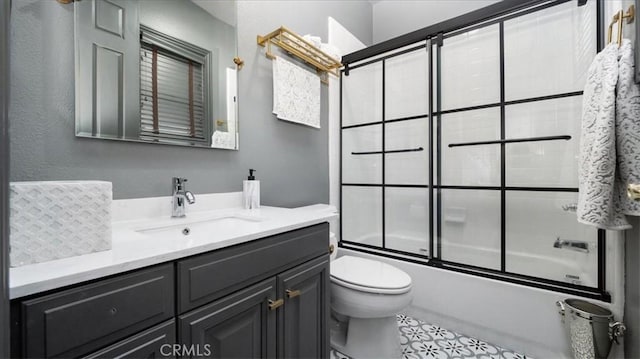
[10,199,337,299]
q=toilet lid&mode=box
[331,256,412,294]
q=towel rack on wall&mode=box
[608,5,635,46]
[257,26,342,84]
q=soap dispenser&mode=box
[243,169,260,209]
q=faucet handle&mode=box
[173,177,188,189]
[185,191,196,204]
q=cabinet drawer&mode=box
[83,320,176,359]
[21,263,174,358]
[178,223,328,313]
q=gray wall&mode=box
[372,0,499,44]
[626,217,640,358]
[1,1,10,357]
[9,0,372,205]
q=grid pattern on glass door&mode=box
[340,0,608,300]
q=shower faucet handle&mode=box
[553,238,589,253]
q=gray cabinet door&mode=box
[278,256,329,359]
[82,320,175,359]
[179,278,278,359]
[75,0,140,139]
[20,264,174,358]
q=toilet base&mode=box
[330,315,401,359]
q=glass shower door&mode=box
[502,1,598,286]
[437,24,502,268]
[384,47,430,256]
[339,0,606,298]
[341,63,383,248]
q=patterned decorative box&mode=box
[10,181,112,267]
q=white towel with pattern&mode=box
[272,56,321,128]
[577,43,631,230]
[615,39,640,218]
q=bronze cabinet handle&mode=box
[268,299,284,311]
[286,289,301,298]
[329,244,335,254]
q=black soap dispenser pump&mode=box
[243,169,260,209]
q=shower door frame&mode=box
[339,0,610,302]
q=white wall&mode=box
[328,17,366,241]
[372,0,500,44]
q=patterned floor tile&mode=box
[331,314,531,359]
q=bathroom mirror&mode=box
[74,0,238,150]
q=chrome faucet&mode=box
[553,237,589,253]
[172,177,195,218]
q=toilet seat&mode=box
[330,256,412,295]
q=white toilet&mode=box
[329,235,413,359]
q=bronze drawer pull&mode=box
[268,299,284,310]
[286,289,301,299]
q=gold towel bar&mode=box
[257,26,342,85]
[608,5,635,46]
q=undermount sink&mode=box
[135,214,262,242]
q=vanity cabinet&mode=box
[178,256,329,359]
[13,264,175,358]
[176,224,328,313]
[179,278,278,358]
[177,223,329,359]
[10,223,330,359]
[83,320,176,359]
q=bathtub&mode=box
[360,234,597,287]
[340,233,625,358]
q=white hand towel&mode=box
[272,56,321,128]
[578,43,631,230]
[211,130,235,149]
[615,39,640,217]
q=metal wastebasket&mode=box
[556,299,625,359]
